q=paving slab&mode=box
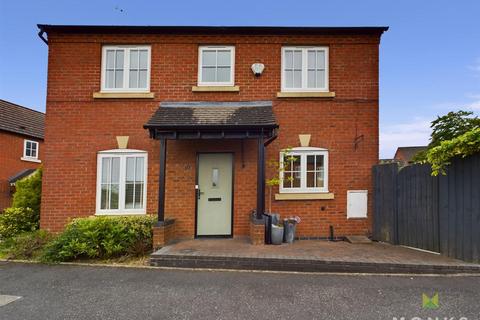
[150,238,480,274]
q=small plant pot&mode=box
[271,224,284,245]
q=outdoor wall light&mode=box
[251,63,265,77]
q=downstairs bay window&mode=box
[279,147,329,193]
[96,149,147,215]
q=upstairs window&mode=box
[23,139,39,160]
[101,46,151,92]
[198,46,235,86]
[96,150,148,214]
[279,147,329,193]
[281,47,329,92]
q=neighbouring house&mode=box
[0,99,45,211]
[394,146,427,165]
[37,24,388,244]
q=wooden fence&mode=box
[373,153,480,263]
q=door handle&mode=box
[197,189,204,200]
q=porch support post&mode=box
[157,138,167,224]
[256,135,265,220]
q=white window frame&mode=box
[100,45,151,92]
[279,147,329,193]
[21,139,40,162]
[281,46,329,92]
[198,46,235,86]
[96,149,148,215]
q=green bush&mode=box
[0,230,51,260]
[427,127,480,175]
[12,167,42,214]
[0,207,39,239]
[41,216,155,262]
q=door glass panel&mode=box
[212,168,219,188]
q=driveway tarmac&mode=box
[0,262,478,320]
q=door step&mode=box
[345,236,372,244]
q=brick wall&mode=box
[0,131,43,211]
[41,31,381,237]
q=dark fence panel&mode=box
[373,153,480,263]
[396,164,439,252]
[372,163,397,243]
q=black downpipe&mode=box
[329,225,335,241]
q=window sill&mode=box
[95,212,147,216]
[20,157,41,163]
[192,86,240,92]
[276,91,336,98]
[275,193,334,200]
[93,92,155,99]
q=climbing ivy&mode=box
[426,127,480,176]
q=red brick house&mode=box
[0,99,45,211]
[38,25,387,243]
[394,146,427,166]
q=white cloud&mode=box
[380,119,431,159]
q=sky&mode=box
[1,0,479,158]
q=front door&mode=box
[196,153,233,237]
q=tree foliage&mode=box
[12,167,42,214]
[414,110,480,163]
[427,127,480,176]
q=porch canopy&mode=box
[144,101,278,224]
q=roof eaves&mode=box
[37,24,389,36]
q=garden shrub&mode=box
[0,207,39,239]
[41,216,155,262]
[12,167,42,214]
[0,230,51,260]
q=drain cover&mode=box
[0,295,22,307]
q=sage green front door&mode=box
[196,153,233,236]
